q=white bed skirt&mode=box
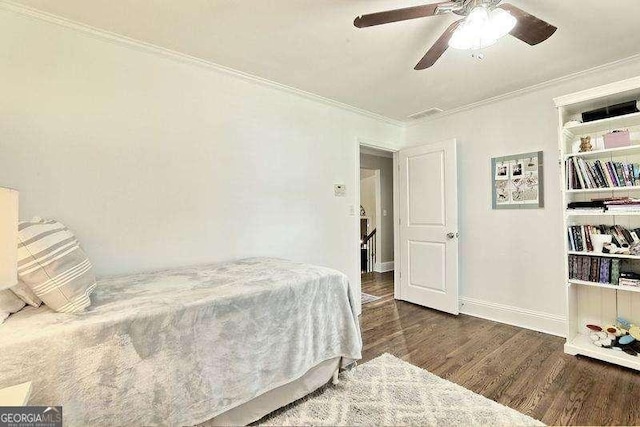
[202,357,342,426]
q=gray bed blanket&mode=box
[0,258,362,426]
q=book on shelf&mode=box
[566,157,640,190]
[568,254,614,284]
[619,272,640,287]
[566,197,640,213]
[618,278,640,287]
[602,198,640,212]
[611,259,621,286]
[566,201,605,213]
[566,224,640,252]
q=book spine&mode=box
[592,161,606,187]
[578,159,593,188]
[568,227,575,251]
[615,162,626,187]
[568,254,575,279]
[584,225,593,252]
[581,256,590,281]
[573,226,584,252]
[621,226,634,246]
[606,161,620,187]
[600,258,611,284]
[586,160,600,187]
[611,259,621,286]
[574,158,586,189]
[623,163,633,186]
[596,160,613,187]
[589,257,598,282]
[615,225,630,247]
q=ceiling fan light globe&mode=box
[448,26,473,49]
[466,6,490,28]
[448,21,497,50]
[489,8,517,39]
[448,5,516,51]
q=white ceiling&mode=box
[11,0,640,121]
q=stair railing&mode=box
[360,228,377,273]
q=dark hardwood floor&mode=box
[361,272,640,426]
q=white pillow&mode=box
[0,289,26,324]
[17,218,96,313]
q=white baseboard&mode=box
[459,297,566,337]
[374,261,394,273]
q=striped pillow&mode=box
[17,219,96,313]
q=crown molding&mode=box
[0,0,404,128]
[408,52,640,127]
[553,75,640,108]
[4,0,640,130]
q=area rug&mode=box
[361,292,381,305]
[258,353,544,426]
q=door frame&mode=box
[356,138,458,305]
[355,138,398,299]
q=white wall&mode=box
[6,3,640,337]
[0,10,403,312]
[406,57,640,336]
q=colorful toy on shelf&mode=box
[617,317,632,330]
[619,335,635,345]
[588,317,640,355]
[579,136,593,152]
[605,325,624,338]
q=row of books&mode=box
[567,224,640,252]
[567,197,640,213]
[605,198,640,212]
[566,158,640,190]
[568,255,620,285]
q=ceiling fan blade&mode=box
[500,3,557,45]
[415,19,463,70]
[354,2,450,28]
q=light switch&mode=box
[334,184,346,197]
[349,205,355,216]
[383,209,388,216]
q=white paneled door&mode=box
[398,139,459,314]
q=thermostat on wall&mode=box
[334,184,346,197]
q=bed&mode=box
[0,257,362,426]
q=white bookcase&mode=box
[555,76,640,371]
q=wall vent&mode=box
[407,107,444,120]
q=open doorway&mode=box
[359,145,395,307]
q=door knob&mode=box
[446,232,458,239]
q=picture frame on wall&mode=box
[491,151,544,209]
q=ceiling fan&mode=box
[353,0,557,69]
